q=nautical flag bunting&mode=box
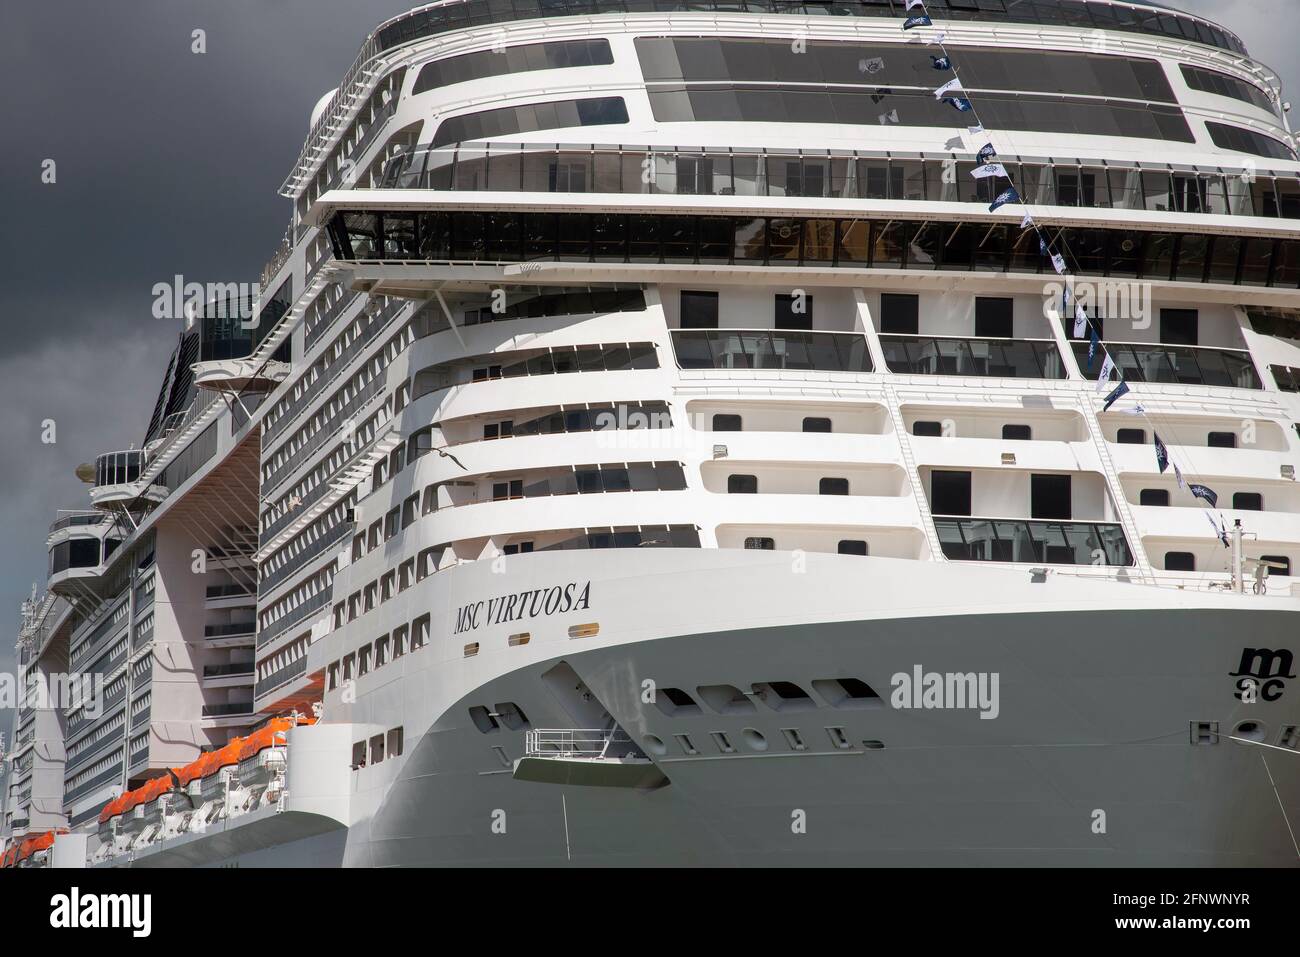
[1102,380,1130,411]
[1189,484,1218,508]
[903,13,933,30]
[1154,433,1169,473]
[988,186,1020,212]
[1096,354,1116,391]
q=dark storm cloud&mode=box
[0,0,416,713]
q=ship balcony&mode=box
[87,449,167,507]
[200,700,255,726]
[201,661,255,689]
[203,620,257,648]
[1071,341,1261,390]
[513,728,667,789]
[192,357,290,392]
[880,335,1066,380]
[204,582,256,609]
[671,328,872,373]
[934,516,1134,567]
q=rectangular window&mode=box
[879,293,919,334]
[680,290,719,329]
[1165,551,1195,571]
[931,470,971,516]
[975,297,1014,338]
[1233,492,1263,511]
[1160,308,1198,345]
[802,417,832,433]
[774,293,813,330]
[1140,489,1170,506]
[1031,474,1072,520]
[728,474,758,494]
[1208,431,1237,448]
[713,413,742,431]
[838,540,868,556]
[1002,424,1032,440]
[819,477,849,495]
[913,420,943,437]
[1117,428,1146,444]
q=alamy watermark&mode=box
[890,665,1000,719]
[151,275,261,327]
[1,672,105,718]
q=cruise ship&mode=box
[4,0,1300,868]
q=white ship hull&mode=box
[114,550,1300,867]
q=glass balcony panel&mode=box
[935,518,1133,566]
[879,335,1062,378]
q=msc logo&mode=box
[1230,647,1295,702]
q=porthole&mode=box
[742,728,768,752]
[642,734,667,755]
[1232,720,1267,743]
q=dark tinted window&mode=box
[819,477,849,495]
[880,293,919,334]
[1161,309,1198,345]
[1208,431,1237,448]
[1002,424,1032,440]
[744,536,775,550]
[931,470,971,516]
[712,414,742,431]
[1233,492,1263,511]
[1206,122,1297,161]
[802,417,832,433]
[1031,474,1072,520]
[728,474,758,494]
[775,293,813,330]
[838,540,868,556]
[1165,551,1196,571]
[1180,64,1275,112]
[414,39,612,94]
[1262,555,1291,576]
[1117,428,1146,444]
[1140,489,1170,506]
[681,290,719,329]
[433,96,627,147]
[976,297,1014,338]
[913,421,943,437]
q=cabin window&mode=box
[713,414,742,431]
[838,540,868,556]
[728,474,758,494]
[1140,489,1170,506]
[1233,492,1263,510]
[1208,431,1237,448]
[819,477,849,495]
[913,420,943,437]
[1165,551,1196,571]
[802,417,832,433]
[1002,424,1032,440]
[1117,428,1146,444]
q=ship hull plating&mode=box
[139,552,1300,866]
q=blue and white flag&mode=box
[903,13,933,30]
[1189,483,1218,508]
[1102,380,1130,411]
[977,142,997,165]
[1205,511,1230,547]
[972,162,1008,180]
[1121,403,1147,415]
[1096,354,1116,390]
[906,0,926,8]
[1021,212,1034,229]
[988,186,1020,212]
[947,97,974,112]
[1154,433,1169,473]
[1073,304,1089,338]
[1051,252,1068,275]
[1039,237,1050,256]
[1087,326,1100,369]
[935,77,965,99]
[1174,463,1185,489]
[931,55,952,70]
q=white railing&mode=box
[524,728,630,760]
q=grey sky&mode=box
[0,0,1295,729]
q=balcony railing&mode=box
[378,141,1296,221]
[201,702,254,718]
[254,656,309,699]
[672,329,872,372]
[881,335,1065,379]
[203,663,255,678]
[1072,341,1261,389]
[934,517,1134,567]
[203,622,256,639]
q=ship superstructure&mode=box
[5,0,1300,867]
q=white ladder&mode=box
[882,382,945,562]
[1079,394,1154,582]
